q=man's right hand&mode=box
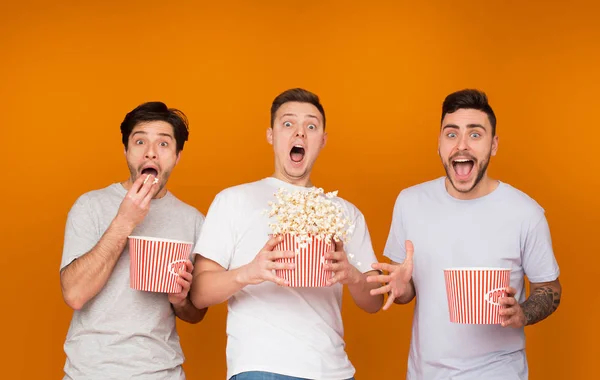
[366,240,415,310]
[236,235,296,286]
[116,174,158,230]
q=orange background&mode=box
[1,1,598,379]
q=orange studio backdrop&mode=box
[1,1,598,379]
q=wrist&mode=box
[112,214,136,234]
[348,267,364,286]
[234,265,250,286]
[520,303,531,326]
[170,296,188,310]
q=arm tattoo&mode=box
[521,286,561,326]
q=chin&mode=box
[281,161,307,177]
[453,182,476,193]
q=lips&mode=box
[140,164,159,178]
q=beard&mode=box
[442,151,491,194]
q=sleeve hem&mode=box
[193,250,229,270]
[527,270,560,283]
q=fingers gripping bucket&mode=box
[274,234,334,287]
[128,236,192,293]
[443,267,511,324]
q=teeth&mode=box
[454,159,471,163]
[294,145,303,148]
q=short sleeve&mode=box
[60,195,100,271]
[521,212,560,283]
[383,192,407,263]
[192,191,236,270]
[344,208,378,274]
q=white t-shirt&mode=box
[193,177,378,380]
[384,177,560,380]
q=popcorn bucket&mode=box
[443,267,511,324]
[274,234,334,287]
[128,236,192,293]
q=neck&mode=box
[445,175,499,200]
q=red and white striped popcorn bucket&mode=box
[128,236,192,293]
[274,234,334,287]
[444,267,511,324]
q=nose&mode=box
[144,144,157,159]
[295,126,306,138]
[456,134,469,151]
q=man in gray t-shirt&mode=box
[59,102,207,380]
[368,89,561,379]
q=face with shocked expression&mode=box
[267,101,327,187]
[124,120,180,198]
[438,108,499,199]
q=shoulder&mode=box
[331,195,365,222]
[70,183,123,208]
[167,193,206,221]
[393,177,444,206]
[496,181,546,220]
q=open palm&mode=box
[367,240,414,310]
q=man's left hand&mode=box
[324,239,361,286]
[499,286,526,328]
[168,259,194,307]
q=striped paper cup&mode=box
[443,267,511,324]
[128,236,192,293]
[274,234,334,287]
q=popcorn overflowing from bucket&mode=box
[266,187,355,250]
[266,187,357,287]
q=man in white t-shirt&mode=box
[190,88,383,380]
[368,89,562,379]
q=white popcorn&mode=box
[266,187,355,251]
[143,175,160,185]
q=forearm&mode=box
[172,296,208,324]
[191,267,248,310]
[521,280,562,326]
[393,279,416,304]
[60,216,133,310]
[348,271,384,313]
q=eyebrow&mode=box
[281,113,321,122]
[442,123,487,131]
[131,131,174,140]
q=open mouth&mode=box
[141,166,159,178]
[452,158,475,179]
[290,145,305,163]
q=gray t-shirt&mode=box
[384,177,560,380]
[60,183,205,380]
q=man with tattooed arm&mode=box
[368,89,562,379]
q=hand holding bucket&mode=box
[128,236,193,293]
[444,267,511,324]
[274,234,334,287]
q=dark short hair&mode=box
[270,88,326,129]
[120,101,189,153]
[441,89,497,136]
